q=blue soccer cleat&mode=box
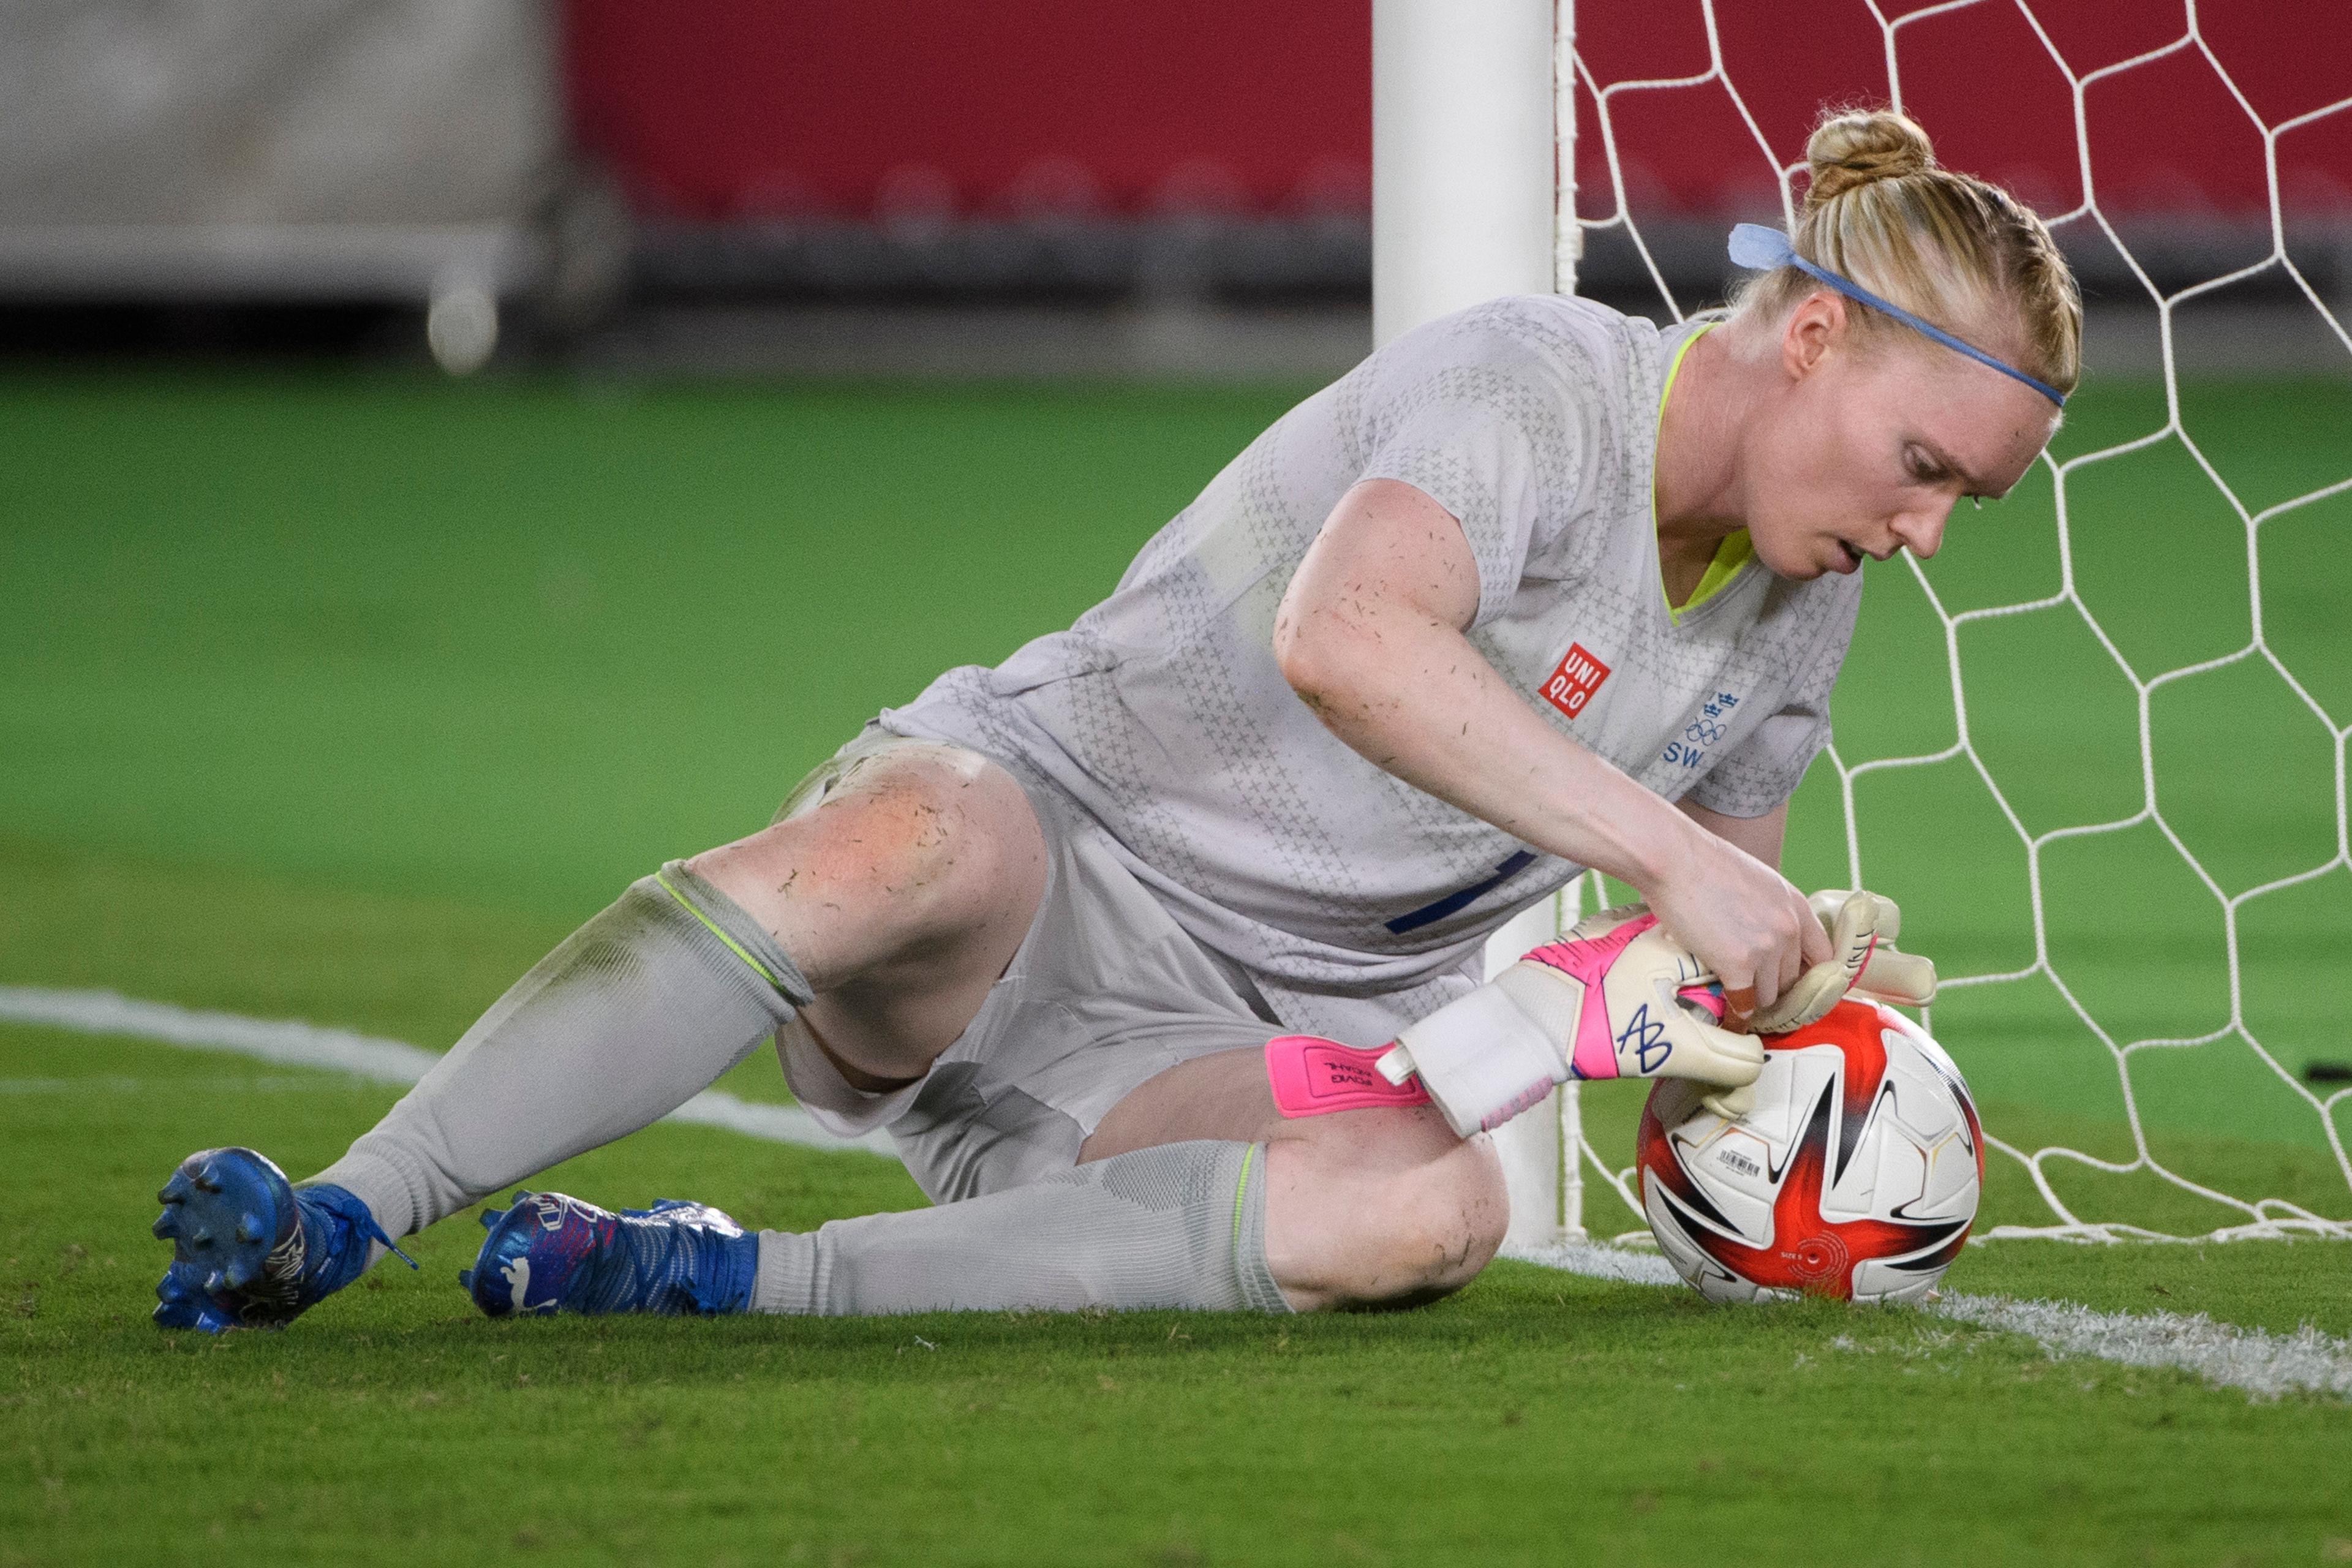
[461,1191,758,1318]
[150,1147,413,1332]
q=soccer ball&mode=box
[1638,998,1984,1304]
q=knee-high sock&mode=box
[750,1139,1291,1315]
[311,861,810,1242]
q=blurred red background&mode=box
[563,0,2351,225]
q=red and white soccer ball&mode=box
[1638,998,1985,1305]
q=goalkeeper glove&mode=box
[1742,888,1937,1035]
[1374,904,1765,1137]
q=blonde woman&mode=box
[153,110,2079,1329]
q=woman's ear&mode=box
[1780,289,1848,383]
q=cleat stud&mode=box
[224,1259,257,1290]
[236,1213,266,1243]
[160,1172,192,1202]
[193,1161,222,1193]
[457,1268,475,1291]
[203,1269,226,1292]
[190,1227,214,1249]
[480,1208,502,1229]
[152,1212,178,1240]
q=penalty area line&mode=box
[1505,1240,2352,1401]
[0,984,898,1159]
[9,982,2345,1398]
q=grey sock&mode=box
[750,1139,1291,1316]
[311,861,810,1241]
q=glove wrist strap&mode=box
[1391,971,1581,1137]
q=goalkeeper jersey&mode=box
[881,295,1863,1045]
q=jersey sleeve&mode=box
[1352,303,1589,628]
[1686,582,1861,819]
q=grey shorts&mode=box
[772,729,1284,1204]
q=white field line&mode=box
[1,1074,336,1095]
[1507,1240,2352,1401]
[0,984,898,1158]
[7,982,2345,1396]
[1928,1292,2352,1400]
[1511,1240,1684,1289]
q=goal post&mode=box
[1369,0,1557,345]
[1372,0,1591,1249]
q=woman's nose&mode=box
[1893,502,1951,560]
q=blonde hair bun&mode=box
[1804,110,1937,211]
[1739,106,2081,396]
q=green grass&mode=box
[3,368,2350,1566]
[6,1010,2350,1568]
[0,373,1297,913]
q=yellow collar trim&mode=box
[1677,529,1753,615]
[1653,321,1751,622]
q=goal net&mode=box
[1493,0,2352,1248]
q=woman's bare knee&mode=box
[684,745,1046,994]
[1265,1109,1509,1313]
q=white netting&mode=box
[1560,0,2352,1243]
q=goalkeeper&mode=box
[151,110,2079,1327]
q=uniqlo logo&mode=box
[1541,643,1611,720]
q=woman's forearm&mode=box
[1274,478,1822,1005]
[1280,592,1701,897]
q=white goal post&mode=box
[1372,0,1589,1248]
[1372,0,2352,1247]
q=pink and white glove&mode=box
[1372,903,1765,1138]
[1742,889,1938,1034]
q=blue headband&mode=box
[1727,222,2065,407]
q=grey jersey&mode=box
[883,295,1862,1045]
